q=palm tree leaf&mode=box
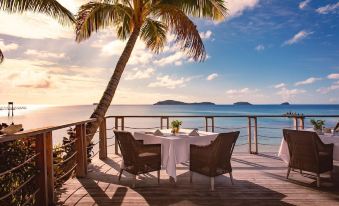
[140,18,167,53]
[76,2,133,42]
[152,4,206,61]
[158,0,227,21]
[0,0,75,25]
[0,49,4,64]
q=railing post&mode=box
[75,124,87,177]
[205,117,208,132]
[99,118,107,160]
[115,117,119,155]
[248,117,252,154]
[35,132,54,206]
[299,117,305,130]
[121,117,125,131]
[293,117,299,130]
[167,117,169,129]
[253,117,258,154]
[211,117,215,132]
[160,117,163,129]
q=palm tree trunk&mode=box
[86,27,141,142]
[0,48,4,64]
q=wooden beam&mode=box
[115,117,119,155]
[75,124,87,177]
[99,118,107,160]
[253,117,258,154]
[35,133,48,206]
[248,117,252,154]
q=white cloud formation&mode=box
[0,39,19,51]
[225,87,263,102]
[199,30,213,40]
[327,73,339,79]
[25,49,65,59]
[148,75,192,89]
[154,52,186,67]
[255,44,265,51]
[316,2,339,14]
[225,0,259,19]
[283,30,313,46]
[295,77,321,86]
[299,0,311,9]
[277,88,306,100]
[125,68,155,80]
[0,12,73,39]
[317,81,339,94]
[274,83,286,89]
[206,73,218,81]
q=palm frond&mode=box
[0,0,75,25]
[0,49,4,64]
[158,0,227,21]
[152,4,206,61]
[140,18,167,53]
[76,2,133,42]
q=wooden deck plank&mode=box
[56,152,339,206]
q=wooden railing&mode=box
[0,114,338,205]
[0,119,96,206]
[97,114,339,157]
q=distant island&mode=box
[154,100,215,105]
[233,102,252,105]
[281,102,290,105]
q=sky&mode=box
[0,0,339,105]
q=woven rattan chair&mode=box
[189,131,240,191]
[283,129,334,187]
[114,130,161,188]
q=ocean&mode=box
[1,104,339,152]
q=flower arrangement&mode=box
[310,119,325,133]
[171,120,182,134]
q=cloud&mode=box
[154,52,186,67]
[316,2,339,14]
[277,88,306,100]
[206,73,218,81]
[225,0,259,19]
[295,77,321,86]
[317,81,339,94]
[226,87,250,95]
[274,83,286,89]
[199,30,212,40]
[299,0,311,9]
[18,79,52,89]
[0,12,73,39]
[327,73,339,79]
[283,30,313,46]
[255,44,265,51]
[0,39,19,51]
[125,68,155,80]
[225,87,264,101]
[25,49,65,59]
[148,75,192,89]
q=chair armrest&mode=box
[139,144,161,155]
[318,143,334,155]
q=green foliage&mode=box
[171,120,182,129]
[310,119,325,130]
[0,138,37,206]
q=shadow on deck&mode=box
[56,152,339,206]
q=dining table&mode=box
[133,129,219,181]
[278,131,339,163]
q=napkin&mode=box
[0,124,23,135]
[189,129,200,136]
[153,129,164,136]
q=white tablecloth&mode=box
[278,133,339,163]
[134,129,218,181]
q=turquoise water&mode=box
[1,104,338,151]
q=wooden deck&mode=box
[56,152,339,206]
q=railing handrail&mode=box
[0,118,96,143]
[106,115,339,118]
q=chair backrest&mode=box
[283,129,320,172]
[210,131,240,170]
[114,131,139,166]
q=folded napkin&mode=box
[189,129,200,136]
[0,124,23,135]
[153,129,164,136]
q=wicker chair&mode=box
[283,129,334,187]
[189,131,240,191]
[114,131,161,188]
